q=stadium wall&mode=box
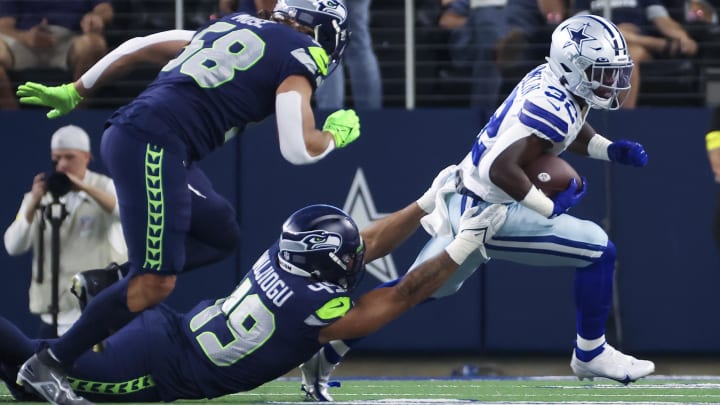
[0,108,717,354]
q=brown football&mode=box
[523,154,583,198]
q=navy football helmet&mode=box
[278,204,365,290]
[272,0,349,75]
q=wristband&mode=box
[706,130,720,151]
[587,134,612,161]
[520,185,554,218]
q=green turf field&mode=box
[3,376,720,404]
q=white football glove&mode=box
[416,165,459,213]
[445,204,508,264]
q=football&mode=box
[523,154,582,198]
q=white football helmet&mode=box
[546,14,634,110]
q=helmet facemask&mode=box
[313,18,350,76]
[577,59,634,110]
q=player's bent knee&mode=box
[128,274,176,311]
[580,240,616,269]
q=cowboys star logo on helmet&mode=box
[563,23,596,54]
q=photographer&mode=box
[3,125,126,338]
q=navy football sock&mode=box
[574,241,616,340]
[50,276,137,366]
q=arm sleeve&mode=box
[276,91,333,165]
[80,29,195,89]
[4,195,35,256]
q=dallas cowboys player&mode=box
[13,1,364,404]
[299,14,654,401]
[0,203,507,403]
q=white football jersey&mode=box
[458,63,589,203]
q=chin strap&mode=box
[277,257,313,278]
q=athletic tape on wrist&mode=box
[587,134,612,161]
[445,237,478,265]
[520,186,554,218]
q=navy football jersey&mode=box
[107,13,329,160]
[161,242,351,399]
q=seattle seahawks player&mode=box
[14,1,364,404]
[0,203,507,403]
[300,14,654,401]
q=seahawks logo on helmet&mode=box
[318,0,347,19]
[281,231,342,255]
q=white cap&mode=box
[50,125,90,152]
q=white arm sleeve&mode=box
[276,91,334,165]
[80,29,195,90]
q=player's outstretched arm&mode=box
[16,30,193,118]
[362,165,459,262]
[361,203,426,263]
[275,75,360,165]
[318,204,508,344]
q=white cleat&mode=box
[571,343,655,385]
[299,350,338,402]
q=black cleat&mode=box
[70,263,123,311]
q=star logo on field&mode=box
[342,168,399,283]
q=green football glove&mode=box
[323,109,360,148]
[16,82,83,119]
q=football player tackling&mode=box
[12,1,363,403]
[0,202,507,402]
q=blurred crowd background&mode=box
[2,0,718,111]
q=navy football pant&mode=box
[101,125,240,275]
[0,308,196,402]
[50,126,241,365]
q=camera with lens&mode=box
[45,170,73,199]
